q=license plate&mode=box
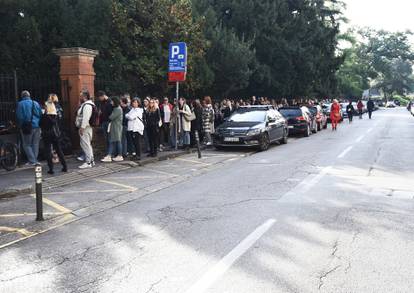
[288,126,294,129]
[224,137,239,142]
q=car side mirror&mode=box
[268,117,276,123]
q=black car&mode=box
[213,106,288,151]
[279,106,314,137]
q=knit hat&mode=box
[45,101,57,115]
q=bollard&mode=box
[195,130,202,159]
[35,164,44,221]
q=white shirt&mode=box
[125,107,144,135]
[163,104,171,123]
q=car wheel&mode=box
[304,125,310,137]
[280,129,288,144]
[259,133,270,151]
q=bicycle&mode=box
[0,139,18,171]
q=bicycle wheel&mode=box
[1,142,18,171]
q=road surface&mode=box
[1,108,414,293]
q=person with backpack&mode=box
[101,97,124,162]
[16,90,43,166]
[40,100,67,174]
[75,90,96,169]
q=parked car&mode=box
[308,105,328,131]
[213,105,288,151]
[279,106,314,137]
[386,101,396,108]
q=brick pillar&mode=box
[53,47,99,147]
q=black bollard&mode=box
[195,130,202,159]
[35,164,44,221]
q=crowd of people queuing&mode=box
[16,88,367,173]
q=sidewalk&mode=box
[0,149,192,199]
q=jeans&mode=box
[368,111,373,119]
[121,127,132,156]
[180,131,190,146]
[108,141,122,157]
[21,128,41,164]
[101,121,110,152]
[79,127,94,164]
[128,131,142,158]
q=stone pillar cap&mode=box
[53,47,99,57]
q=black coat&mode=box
[191,105,203,132]
[146,110,161,129]
[40,114,61,141]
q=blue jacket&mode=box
[16,97,42,128]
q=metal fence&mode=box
[0,71,61,135]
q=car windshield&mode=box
[279,108,302,117]
[229,110,266,122]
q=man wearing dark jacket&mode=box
[97,91,113,153]
[16,90,42,165]
[367,98,375,119]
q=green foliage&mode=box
[0,0,346,98]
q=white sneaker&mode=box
[79,162,92,169]
[77,156,85,162]
[112,155,124,162]
[101,155,112,163]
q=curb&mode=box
[0,149,193,200]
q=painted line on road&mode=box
[0,226,34,237]
[43,189,133,195]
[337,146,353,159]
[366,128,373,134]
[95,179,137,191]
[184,219,276,293]
[355,135,365,143]
[29,194,72,214]
[0,212,63,218]
[141,167,179,177]
[175,157,212,166]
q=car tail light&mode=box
[296,116,306,121]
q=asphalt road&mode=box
[1,108,414,293]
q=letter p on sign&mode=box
[171,46,180,58]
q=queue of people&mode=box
[16,89,375,174]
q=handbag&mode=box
[21,101,34,134]
[184,109,196,122]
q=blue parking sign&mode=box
[169,42,187,72]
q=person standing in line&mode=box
[191,99,204,146]
[40,100,67,174]
[346,100,355,124]
[202,96,215,146]
[16,90,42,166]
[76,90,95,169]
[125,98,144,160]
[101,97,123,162]
[357,100,364,119]
[330,99,341,131]
[97,91,112,154]
[143,97,151,153]
[120,96,132,157]
[159,97,173,148]
[177,97,192,150]
[146,99,161,157]
[222,99,233,119]
[367,98,375,119]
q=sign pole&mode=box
[175,81,179,150]
[35,164,44,221]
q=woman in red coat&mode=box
[330,99,341,131]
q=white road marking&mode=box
[299,166,332,194]
[337,146,353,159]
[184,219,276,293]
[366,128,373,134]
[355,135,365,143]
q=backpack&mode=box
[81,103,99,127]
